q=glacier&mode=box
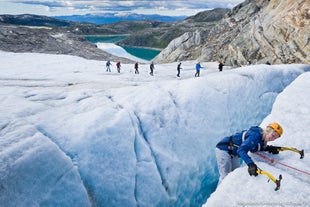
[0,51,309,206]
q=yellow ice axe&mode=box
[257,168,282,191]
[278,147,304,159]
[271,146,304,159]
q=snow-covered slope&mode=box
[0,51,309,206]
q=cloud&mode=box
[1,0,244,16]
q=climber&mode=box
[218,61,225,72]
[195,62,203,77]
[215,122,283,185]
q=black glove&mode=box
[267,146,280,154]
[248,163,258,176]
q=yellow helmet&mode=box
[268,122,283,137]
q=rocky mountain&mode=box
[0,15,133,62]
[0,24,134,63]
[0,14,73,27]
[153,0,310,66]
[0,10,228,60]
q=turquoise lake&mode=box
[85,36,161,61]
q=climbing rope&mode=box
[254,152,310,176]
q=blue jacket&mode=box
[196,63,202,70]
[216,126,268,165]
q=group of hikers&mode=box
[105,60,226,77]
[106,58,274,78]
[106,60,154,75]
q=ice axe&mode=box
[271,146,304,159]
[256,168,282,191]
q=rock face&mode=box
[154,0,310,66]
[0,25,133,63]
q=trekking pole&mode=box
[256,168,282,191]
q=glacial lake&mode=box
[85,35,161,61]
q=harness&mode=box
[216,131,247,157]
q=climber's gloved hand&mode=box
[248,163,258,176]
[267,145,280,154]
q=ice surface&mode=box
[0,51,309,206]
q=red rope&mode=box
[254,152,310,176]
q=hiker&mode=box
[215,122,283,185]
[116,61,121,73]
[134,62,139,74]
[218,61,224,72]
[177,62,182,77]
[195,62,203,77]
[106,60,111,72]
[150,62,155,76]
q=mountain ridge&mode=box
[53,13,187,24]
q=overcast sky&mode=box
[0,0,244,16]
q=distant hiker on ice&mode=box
[116,61,121,73]
[134,62,139,74]
[106,60,111,72]
[215,122,283,185]
[218,61,224,72]
[150,62,155,76]
[195,62,203,77]
[177,62,182,77]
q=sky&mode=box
[0,0,244,16]
[0,50,309,206]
